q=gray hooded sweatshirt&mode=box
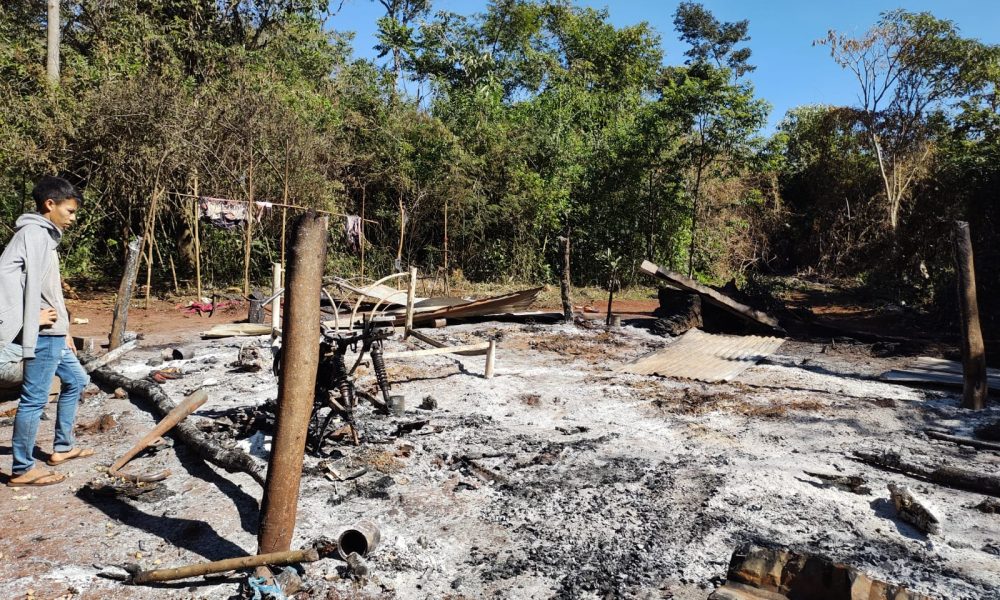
[0,213,68,359]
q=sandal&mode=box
[7,468,67,487]
[46,447,96,466]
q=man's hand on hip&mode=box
[39,307,57,327]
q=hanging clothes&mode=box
[344,215,363,255]
[199,197,249,230]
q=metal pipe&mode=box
[258,212,328,554]
[337,520,381,559]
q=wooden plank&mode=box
[879,356,1000,393]
[405,328,490,357]
[639,260,783,333]
[389,287,543,325]
[382,342,490,359]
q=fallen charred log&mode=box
[91,366,266,487]
[852,449,1000,498]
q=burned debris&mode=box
[3,242,999,600]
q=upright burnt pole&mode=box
[954,221,987,410]
[258,212,328,553]
[110,236,143,350]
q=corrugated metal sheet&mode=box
[880,356,1000,392]
[619,328,784,382]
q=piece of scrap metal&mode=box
[619,328,784,382]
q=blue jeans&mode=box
[11,335,90,475]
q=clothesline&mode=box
[171,191,377,224]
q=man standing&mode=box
[0,176,92,487]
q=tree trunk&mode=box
[46,0,59,86]
[396,194,405,269]
[954,221,987,410]
[687,162,704,278]
[560,230,572,322]
[175,197,197,277]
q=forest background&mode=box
[1,1,999,337]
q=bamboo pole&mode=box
[143,188,163,310]
[132,548,319,585]
[46,0,59,86]
[244,150,255,297]
[193,174,202,301]
[954,221,987,410]
[396,194,405,268]
[281,143,289,275]
[443,196,449,294]
[258,212,328,555]
[360,184,366,281]
[168,255,179,296]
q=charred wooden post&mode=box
[405,266,417,337]
[258,212,328,554]
[485,339,496,379]
[559,233,572,322]
[247,291,266,324]
[271,262,282,333]
[110,236,143,350]
[954,221,987,410]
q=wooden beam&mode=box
[639,260,783,333]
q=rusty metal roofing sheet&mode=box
[619,328,784,382]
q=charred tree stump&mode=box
[651,288,702,336]
[110,236,143,350]
[954,221,987,410]
[258,212,328,555]
[90,367,265,486]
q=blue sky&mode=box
[326,0,1000,131]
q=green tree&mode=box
[818,10,999,231]
[670,2,767,277]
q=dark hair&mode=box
[32,176,82,211]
